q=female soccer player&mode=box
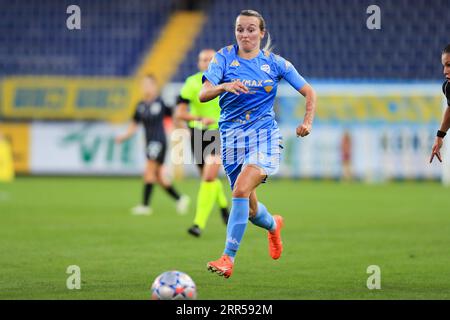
[430,44,450,163]
[116,74,190,215]
[199,10,317,278]
[175,49,230,237]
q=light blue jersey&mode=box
[202,44,308,188]
[203,44,306,131]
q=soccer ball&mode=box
[151,270,197,300]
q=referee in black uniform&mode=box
[116,74,190,215]
[430,44,450,163]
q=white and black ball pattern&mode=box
[151,270,197,300]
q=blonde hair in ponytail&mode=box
[263,32,273,54]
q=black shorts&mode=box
[190,128,221,169]
[145,140,166,164]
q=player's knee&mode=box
[203,176,215,182]
[144,173,157,183]
[155,172,167,186]
[202,161,220,182]
[232,185,251,198]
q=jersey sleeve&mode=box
[161,100,173,117]
[179,77,194,102]
[132,105,141,123]
[202,51,226,86]
[443,81,450,106]
[275,55,307,91]
[176,95,190,105]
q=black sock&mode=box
[164,185,180,201]
[221,207,229,217]
[221,207,229,224]
[143,183,154,206]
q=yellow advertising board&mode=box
[308,95,442,123]
[1,77,140,122]
[0,123,30,173]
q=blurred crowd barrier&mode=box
[0,82,447,181]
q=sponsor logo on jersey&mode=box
[264,86,273,93]
[230,60,240,67]
[231,78,274,93]
[233,79,263,87]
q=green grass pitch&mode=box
[1,177,450,300]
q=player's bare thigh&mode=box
[202,154,222,182]
[144,160,158,183]
[154,162,171,188]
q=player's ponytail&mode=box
[263,32,273,54]
[238,9,273,54]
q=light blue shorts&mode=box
[221,130,283,190]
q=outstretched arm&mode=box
[175,101,196,122]
[115,121,139,144]
[296,83,317,137]
[174,101,215,126]
[199,79,249,103]
[430,106,450,163]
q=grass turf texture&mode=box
[1,177,450,300]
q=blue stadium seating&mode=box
[0,0,176,76]
[1,0,449,80]
[175,0,450,81]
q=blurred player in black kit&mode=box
[116,74,190,215]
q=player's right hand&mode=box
[201,118,215,126]
[115,136,124,144]
[222,80,249,95]
[429,137,443,163]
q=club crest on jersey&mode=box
[261,64,271,74]
[150,102,161,115]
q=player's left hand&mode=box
[296,123,311,137]
[115,135,125,144]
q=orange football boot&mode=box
[207,254,234,278]
[268,215,284,259]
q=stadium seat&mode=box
[175,0,450,81]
